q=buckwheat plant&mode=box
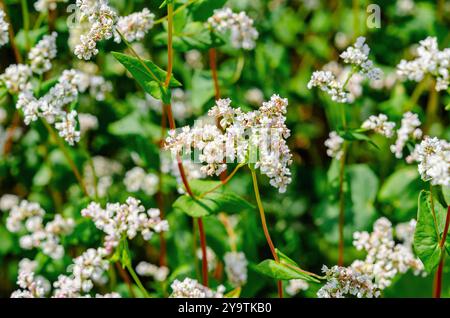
[0,9,9,47]
[2,0,450,301]
[397,37,450,91]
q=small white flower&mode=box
[0,194,19,211]
[397,37,450,91]
[324,131,344,160]
[317,265,380,298]
[78,113,99,134]
[285,279,309,296]
[224,251,248,287]
[307,70,349,103]
[136,262,169,282]
[170,278,225,298]
[361,114,396,138]
[351,217,425,290]
[390,112,422,159]
[124,167,159,196]
[55,110,80,146]
[410,136,450,187]
[196,247,217,272]
[0,64,32,94]
[114,8,155,43]
[208,8,258,50]
[6,200,74,259]
[28,32,58,75]
[340,36,383,81]
[0,9,9,47]
[81,197,169,254]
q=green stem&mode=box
[33,11,46,30]
[404,77,429,112]
[20,0,30,50]
[117,29,162,85]
[197,164,244,199]
[338,143,347,266]
[42,120,90,198]
[352,0,360,40]
[126,263,150,298]
[251,168,283,298]
[154,0,199,25]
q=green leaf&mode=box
[192,70,215,108]
[253,259,320,282]
[413,190,447,272]
[15,27,48,52]
[189,0,227,21]
[338,130,379,149]
[111,52,181,99]
[111,238,131,268]
[379,167,420,202]
[172,180,254,217]
[108,111,160,139]
[225,287,241,298]
[442,186,450,206]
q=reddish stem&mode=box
[197,218,209,287]
[209,48,221,100]
[115,262,136,298]
[433,205,450,298]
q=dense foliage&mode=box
[0,0,449,298]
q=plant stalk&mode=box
[42,120,89,198]
[251,169,283,298]
[433,205,450,298]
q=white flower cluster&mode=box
[11,259,51,298]
[136,262,169,282]
[307,70,349,103]
[0,193,19,211]
[361,114,396,138]
[28,32,58,75]
[76,70,112,101]
[351,217,425,290]
[34,0,65,12]
[308,37,381,103]
[224,251,248,287]
[340,37,383,81]
[317,265,380,298]
[165,95,293,193]
[285,279,309,296]
[74,1,155,60]
[185,50,203,69]
[208,8,259,50]
[409,136,450,186]
[53,247,110,297]
[323,62,364,103]
[0,9,9,47]
[170,278,225,298]
[78,113,99,134]
[0,64,32,94]
[397,37,450,91]
[74,0,118,60]
[16,70,82,144]
[124,167,159,196]
[114,8,155,43]
[324,131,344,160]
[81,197,169,254]
[83,156,123,198]
[6,200,74,259]
[196,246,217,272]
[390,112,422,159]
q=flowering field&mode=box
[0,0,449,299]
